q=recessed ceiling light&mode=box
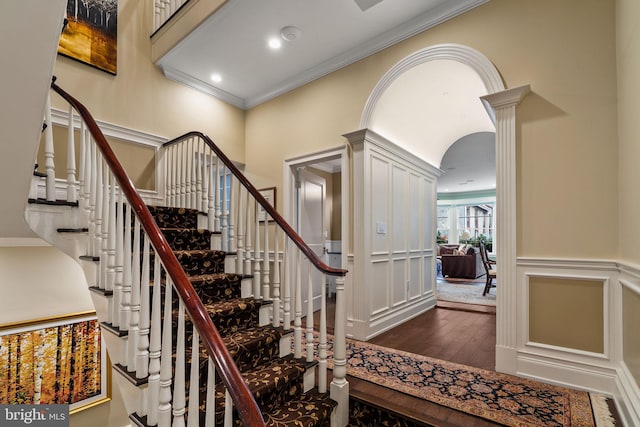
[280,26,302,42]
[210,73,222,83]
[268,37,282,50]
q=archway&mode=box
[359,43,529,374]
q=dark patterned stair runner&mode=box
[146,205,336,426]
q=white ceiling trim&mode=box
[161,65,247,109]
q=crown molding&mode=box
[161,65,246,109]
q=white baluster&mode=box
[147,255,162,426]
[224,392,233,427]
[221,166,228,251]
[112,188,124,330]
[158,278,173,426]
[179,142,186,208]
[190,137,197,210]
[173,299,186,427]
[128,218,141,371]
[121,203,132,333]
[170,145,177,206]
[228,176,236,253]
[107,171,117,324]
[195,139,203,212]
[244,189,253,277]
[201,142,209,213]
[204,358,216,427]
[137,233,151,379]
[207,153,215,233]
[154,0,161,31]
[214,158,221,233]
[294,249,302,358]
[282,239,291,330]
[306,262,314,363]
[95,154,104,287]
[262,215,270,300]
[272,228,280,327]
[88,141,97,255]
[187,328,199,427]
[66,105,77,203]
[101,159,110,296]
[82,126,91,218]
[44,93,56,202]
[77,121,86,212]
[235,185,244,274]
[253,200,262,299]
[185,137,192,209]
[318,275,327,393]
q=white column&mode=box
[448,206,458,244]
[480,84,530,374]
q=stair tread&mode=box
[264,389,337,427]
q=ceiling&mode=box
[156,0,489,109]
[438,132,495,194]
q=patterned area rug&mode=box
[320,336,604,426]
[436,278,496,306]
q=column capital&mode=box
[481,84,531,110]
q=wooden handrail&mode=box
[51,79,266,426]
[164,132,348,277]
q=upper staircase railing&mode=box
[152,0,190,33]
[35,78,350,426]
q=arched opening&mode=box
[358,43,528,373]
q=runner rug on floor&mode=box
[316,336,612,426]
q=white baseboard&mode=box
[615,362,640,427]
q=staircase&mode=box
[25,80,350,426]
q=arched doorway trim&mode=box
[360,43,505,129]
[359,43,530,374]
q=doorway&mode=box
[284,147,348,319]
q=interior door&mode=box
[297,167,326,311]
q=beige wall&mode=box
[245,0,618,260]
[617,0,640,384]
[617,0,640,263]
[52,0,246,163]
[528,277,604,353]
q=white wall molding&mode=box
[50,107,168,148]
[616,362,640,427]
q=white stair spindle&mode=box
[88,141,97,255]
[128,217,141,371]
[282,238,291,330]
[173,299,186,427]
[294,249,302,358]
[228,175,236,253]
[195,139,203,212]
[207,152,215,232]
[112,188,124,329]
[221,165,228,251]
[66,104,77,203]
[121,203,132,333]
[185,137,192,209]
[82,126,92,218]
[318,276,327,393]
[235,185,244,274]
[95,154,104,287]
[262,214,270,300]
[147,255,163,426]
[107,171,117,324]
[214,158,221,233]
[77,121,86,211]
[253,200,262,300]
[170,144,178,206]
[272,227,281,327]
[224,392,233,427]
[187,328,199,427]
[100,159,110,301]
[306,262,314,363]
[44,93,56,202]
[190,137,197,210]
[181,142,188,208]
[204,358,216,427]
[244,189,253,277]
[158,277,173,426]
[137,233,151,379]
